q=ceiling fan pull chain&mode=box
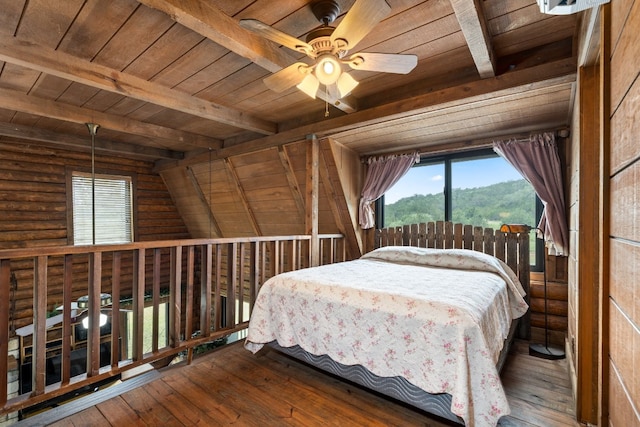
[325,85,330,117]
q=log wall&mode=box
[0,139,190,332]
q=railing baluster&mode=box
[238,242,245,324]
[250,242,259,309]
[227,243,237,328]
[214,244,222,331]
[32,256,47,395]
[152,248,161,353]
[110,252,121,368]
[185,246,195,341]
[87,252,102,377]
[201,244,212,336]
[133,249,145,361]
[170,246,182,348]
[61,254,73,384]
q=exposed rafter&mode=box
[156,57,576,171]
[0,121,182,160]
[137,0,358,113]
[0,34,276,136]
[450,0,495,78]
[0,87,220,150]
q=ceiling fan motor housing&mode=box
[311,0,341,25]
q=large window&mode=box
[71,172,133,245]
[378,149,542,267]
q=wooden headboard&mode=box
[374,221,531,339]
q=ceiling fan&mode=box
[239,0,418,100]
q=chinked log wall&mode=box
[0,140,191,333]
[372,221,569,344]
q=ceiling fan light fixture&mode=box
[82,312,108,329]
[336,72,359,98]
[297,74,320,98]
[315,54,341,85]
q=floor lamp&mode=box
[500,224,565,360]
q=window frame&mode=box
[376,148,543,270]
[66,167,137,245]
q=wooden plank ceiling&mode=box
[0,0,577,162]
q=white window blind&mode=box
[72,172,133,245]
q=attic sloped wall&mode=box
[160,138,364,258]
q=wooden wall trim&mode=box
[598,3,611,425]
[306,136,319,266]
[575,63,601,425]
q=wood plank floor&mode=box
[17,340,579,426]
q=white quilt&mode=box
[245,246,529,426]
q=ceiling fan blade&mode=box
[239,19,313,56]
[330,0,391,51]
[263,62,310,93]
[346,52,418,74]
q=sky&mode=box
[384,156,523,204]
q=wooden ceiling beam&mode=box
[0,121,183,160]
[450,0,495,78]
[155,56,576,171]
[0,34,276,136]
[0,87,220,150]
[137,0,358,113]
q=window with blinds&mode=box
[72,172,133,245]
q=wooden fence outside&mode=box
[374,221,531,339]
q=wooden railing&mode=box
[0,234,345,416]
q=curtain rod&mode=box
[360,128,570,162]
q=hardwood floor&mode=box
[16,340,578,427]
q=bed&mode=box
[245,239,529,426]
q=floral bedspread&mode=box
[245,246,529,426]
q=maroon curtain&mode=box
[359,152,419,229]
[493,133,568,255]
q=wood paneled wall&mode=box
[608,1,640,425]
[0,139,190,331]
[160,138,364,259]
